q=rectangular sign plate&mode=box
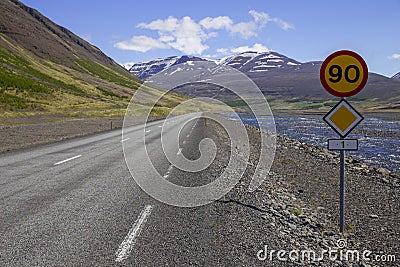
[328,139,358,151]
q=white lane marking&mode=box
[120,138,130,143]
[177,148,182,155]
[145,130,151,133]
[186,134,190,138]
[54,155,82,166]
[158,125,162,128]
[183,140,187,145]
[163,165,173,179]
[115,205,153,262]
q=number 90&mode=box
[328,65,360,83]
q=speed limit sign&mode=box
[320,50,368,97]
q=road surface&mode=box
[0,114,280,266]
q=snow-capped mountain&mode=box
[129,51,307,80]
[129,55,211,80]
[219,51,302,73]
[127,51,400,105]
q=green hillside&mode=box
[0,0,186,121]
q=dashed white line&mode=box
[120,138,130,143]
[145,130,151,133]
[177,148,182,155]
[115,205,153,263]
[54,155,82,166]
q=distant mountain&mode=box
[129,52,400,110]
[392,72,400,80]
[129,55,213,80]
[0,0,185,115]
[129,51,305,79]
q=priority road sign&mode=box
[328,139,358,151]
[320,50,368,97]
[323,99,363,138]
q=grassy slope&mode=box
[0,35,187,120]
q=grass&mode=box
[292,208,302,216]
[345,224,355,232]
[0,48,84,95]
[96,86,124,98]
[0,90,30,110]
[75,59,141,89]
[0,45,186,117]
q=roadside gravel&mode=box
[209,118,399,266]
[0,116,164,153]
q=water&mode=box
[227,113,400,173]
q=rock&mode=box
[377,167,391,175]
[288,223,297,230]
[324,230,335,236]
[369,214,379,219]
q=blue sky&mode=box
[21,0,400,77]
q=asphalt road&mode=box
[0,114,280,266]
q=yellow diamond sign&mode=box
[323,99,363,138]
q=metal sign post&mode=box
[339,150,345,232]
[320,50,368,232]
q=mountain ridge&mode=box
[1,0,118,70]
[0,0,186,117]
[392,72,400,80]
[128,52,400,110]
[128,51,307,80]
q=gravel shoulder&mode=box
[207,118,399,266]
[0,116,165,153]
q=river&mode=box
[227,113,400,173]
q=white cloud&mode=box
[216,48,229,54]
[249,10,294,30]
[229,21,258,38]
[249,10,270,25]
[159,35,174,42]
[199,11,293,39]
[115,11,293,54]
[168,16,209,54]
[199,16,233,30]
[271,17,295,30]
[230,43,269,53]
[114,35,169,52]
[138,16,179,32]
[136,16,209,54]
[389,53,400,59]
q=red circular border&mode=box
[320,50,368,97]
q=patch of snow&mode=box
[169,67,182,76]
[226,62,242,66]
[249,69,269,72]
[259,54,281,60]
[287,62,301,66]
[253,65,278,68]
